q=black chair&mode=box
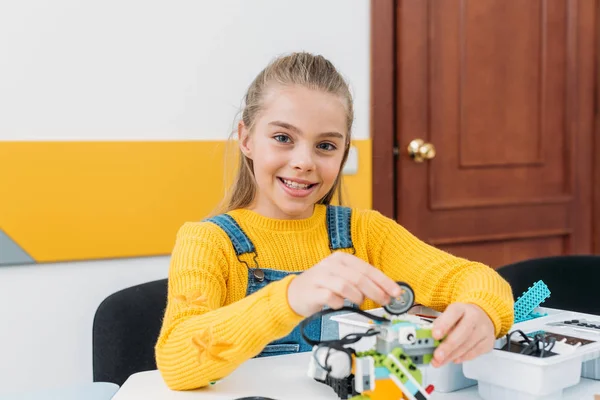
[496,255,600,315]
[92,278,168,387]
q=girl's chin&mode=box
[272,199,319,219]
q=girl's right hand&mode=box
[286,251,403,317]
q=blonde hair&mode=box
[215,52,354,215]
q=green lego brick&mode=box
[356,350,386,367]
[387,348,423,384]
[382,356,409,383]
[356,350,378,357]
[422,353,433,364]
[374,355,386,367]
[416,328,433,339]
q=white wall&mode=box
[0,0,370,141]
[0,0,370,395]
[0,258,169,395]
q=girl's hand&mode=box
[431,303,495,367]
[287,252,402,318]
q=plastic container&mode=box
[330,307,477,393]
[462,307,600,400]
[581,358,600,380]
[462,339,583,400]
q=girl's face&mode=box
[239,85,348,220]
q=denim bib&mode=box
[205,205,356,357]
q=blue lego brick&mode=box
[517,314,537,323]
[514,280,551,323]
[529,311,548,319]
[526,330,546,338]
[403,380,419,395]
[375,366,390,379]
[517,311,548,323]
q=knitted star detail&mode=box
[174,290,209,307]
[191,327,233,363]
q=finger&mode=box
[433,311,472,366]
[454,335,494,363]
[352,274,390,306]
[318,276,365,306]
[317,288,346,310]
[432,304,465,340]
[336,253,402,298]
[432,327,472,368]
[328,261,391,306]
[434,319,475,363]
[443,325,481,364]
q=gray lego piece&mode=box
[375,336,435,365]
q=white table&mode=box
[113,352,600,400]
[3,382,119,400]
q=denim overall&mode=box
[205,205,356,358]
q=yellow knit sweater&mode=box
[155,205,514,390]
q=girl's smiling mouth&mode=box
[277,177,319,197]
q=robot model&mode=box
[301,282,439,400]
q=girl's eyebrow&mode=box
[268,120,344,139]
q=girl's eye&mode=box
[273,134,291,143]
[318,142,337,151]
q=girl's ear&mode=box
[238,121,253,159]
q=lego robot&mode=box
[301,282,438,400]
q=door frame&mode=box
[371,0,397,220]
[595,0,600,253]
[371,0,600,253]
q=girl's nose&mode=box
[290,146,316,171]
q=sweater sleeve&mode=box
[155,222,305,390]
[365,211,514,337]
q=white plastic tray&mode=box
[462,307,600,400]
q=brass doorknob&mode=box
[407,139,436,162]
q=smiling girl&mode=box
[155,52,514,391]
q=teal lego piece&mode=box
[514,280,551,323]
[518,311,549,323]
[526,330,546,338]
[528,311,548,319]
[374,366,390,379]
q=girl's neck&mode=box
[231,204,326,231]
[246,199,315,220]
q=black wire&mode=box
[300,306,389,347]
[505,329,555,358]
[506,329,527,353]
[300,306,392,376]
[310,329,381,374]
[302,305,420,380]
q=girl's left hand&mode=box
[430,303,495,367]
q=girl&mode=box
[155,52,514,391]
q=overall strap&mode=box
[203,214,255,256]
[326,205,354,251]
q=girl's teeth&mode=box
[283,179,310,189]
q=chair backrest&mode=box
[92,278,168,386]
[496,255,600,315]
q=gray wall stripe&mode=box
[0,229,35,265]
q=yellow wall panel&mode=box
[0,140,371,263]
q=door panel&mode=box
[437,236,565,270]
[394,0,594,268]
[431,0,567,207]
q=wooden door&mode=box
[372,0,595,268]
